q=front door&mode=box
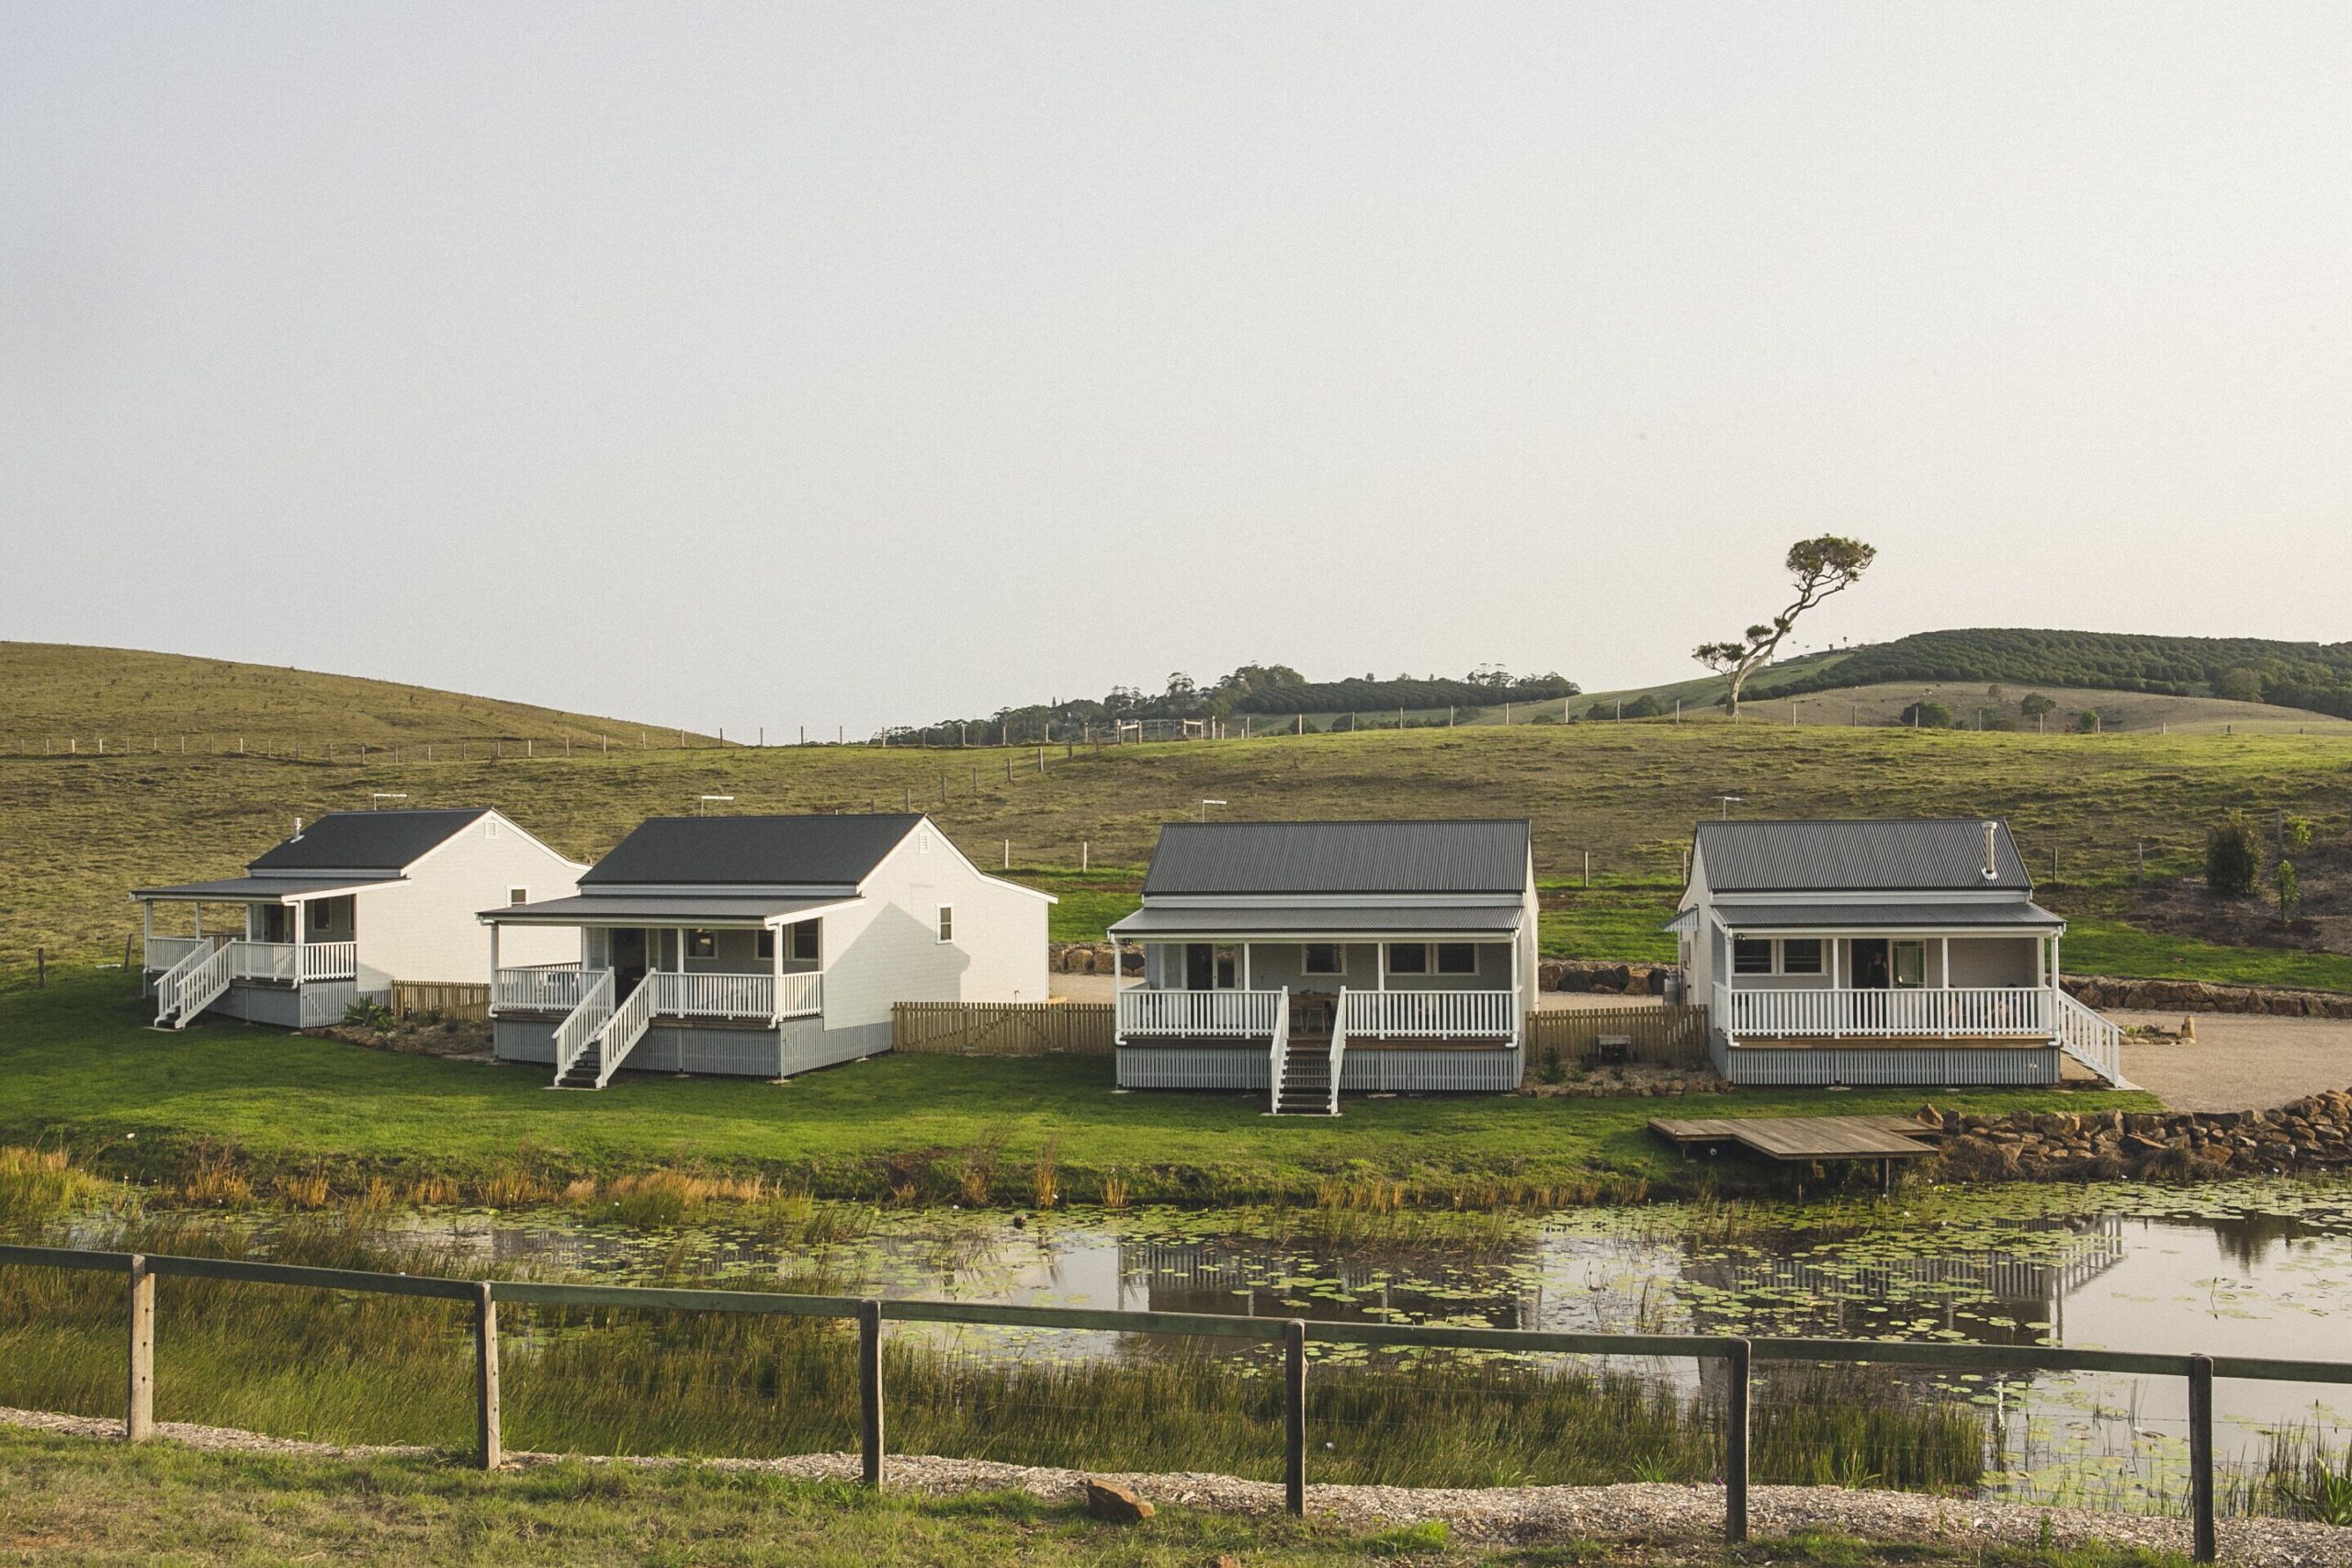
[610,928,649,998]
[1184,943,1216,990]
[1849,938,1890,1032]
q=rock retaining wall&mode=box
[1922,1089,2352,1182]
[2063,974,2352,1019]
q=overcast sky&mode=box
[6,3,2348,732]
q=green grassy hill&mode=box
[0,642,714,753]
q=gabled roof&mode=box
[581,814,923,887]
[247,808,492,874]
[1140,819,1531,897]
[1693,818,2033,894]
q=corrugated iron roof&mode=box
[482,894,851,925]
[131,874,404,902]
[1694,819,2033,893]
[246,808,492,873]
[1712,900,2064,930]
[582,814,922,886]
[1139,820,1531,897]
[1108,904,1523,938]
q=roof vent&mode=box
[1981,821,1999,881]
[291,817,303,840]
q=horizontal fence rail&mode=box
[1718,983,2054,1040]
[1521,1004,1713,1067]
[0,1241,2323,1559]
[893,1000,1114,1055]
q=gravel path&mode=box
[2116,1010,2352,1111]
[8,1404,2347,1564]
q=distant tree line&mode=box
[1757,629,2352,720]
[887,663,1579,746]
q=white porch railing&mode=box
[1341,987,1518,1040]
[142,934,211,973]
[201,940,358,984]
[2055,990,2132,1088]
[552,969,616,1083]
[774,970,822,1021]
[1715,983,2054,1040]
[492,964,593,1014]
[1117,987,1284,1040]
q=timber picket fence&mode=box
[1,1242,2337,1558]
[892,1000,1114,1055]
[390,982,492,1022]
[1521,1004,1713,1067]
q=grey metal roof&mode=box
[131,874,404,902]
[1109,904,1523,938]
[1712,900,2064,931]
[247,808,492,873]
[582,815,922,886]
[1139,820,1532,897]
[1694,819,2033,893]
[483,893,850,926]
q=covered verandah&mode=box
[481,894,847,1026]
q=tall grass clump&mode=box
[0,1146,136,1233]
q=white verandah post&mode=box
[1241,943,1251,992]
[489,921,501,982]
[771,919,785,1020]
[1939,936,1951,1038]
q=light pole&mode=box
[1717,795,1744,819]
[697,795,735,817]
[1198,798,1227,821]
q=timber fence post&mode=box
[1724,1337,1750,1542]
[860,1300,885,1485]
[127,1254,154,1441]
[1283,1318,1306,1517]
[2189,1353,2216,1562]
[475,1282,502,1470]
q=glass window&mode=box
[1302,943,1342,976]
[1435,942,1478,975]
[1894,941,1927,987]
[790,922,820,962]
[937,907,955,943]
[1781,939,1824,976]
[755,930,775,961]
[310,901,333,933]
[1387,942,1429,976]
[1732,937,1775,975]
[687,930,716,958]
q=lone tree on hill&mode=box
[1693,536,1877,719]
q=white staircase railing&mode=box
[154,942,231,1028]
[551,969,615,1085]
[2055,990,2132,1088]
[1265,989,1292,1114]
[1326,987,1347,1116]
[1341,987,1517,1039]
[593,975,659,1089]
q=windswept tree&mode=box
[1694,536,1877,719]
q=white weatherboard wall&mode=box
[354,815,584,990]
[819,825,1049,1032]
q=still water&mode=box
[374,1177,2352,1508]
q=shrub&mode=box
[341,998,395,1030]
[2074,709,2104,733]
[1898,701,1954,728]
[2277,860,2301,927]
[2018,692,2057,723]
[2207,812,2263,897]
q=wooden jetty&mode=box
[1648,1114,1939,1193]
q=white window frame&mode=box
[1434,942,1478,976]
[1731,936,1776,976]
[1386,942,1430,976]
[1301,942,1343,976]
[755,929,775,961]
[789,921,820,963]
[1780,938,1825,976]
[508,886,529,906]
[937,906,955,943]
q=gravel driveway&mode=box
[2116,1010,2352,1111]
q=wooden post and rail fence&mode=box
[0,1241,2316,1560]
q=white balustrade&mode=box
[1340,987,1517,1039]
[1117,987,1283,1039]
[142,935,209,973]
[296,941,357,982]
[2055,990,2131,1087]
[774,970,823,1020]
[650,970,775,1021]
[492,964,592,1014]
[1717,984,2053,1040]
[553,969,616,1082]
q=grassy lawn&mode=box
[0,973,2152,1205]
[0,1426,2197,1568]
[2060,918,2352,992]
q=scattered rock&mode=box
[1084,1477,1155,1522]
[1926,1087,2352,1185]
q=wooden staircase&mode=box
[554,1040,605,1089]
[1272,1034,1336,1115]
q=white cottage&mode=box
[135,808,587,1029]
[1107,819,1539,1113]
[481,813,1051,1088]
[1670,818,2126,1088]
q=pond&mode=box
[76,1177,2352,1510]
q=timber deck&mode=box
[1648,1114,1939,1162]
